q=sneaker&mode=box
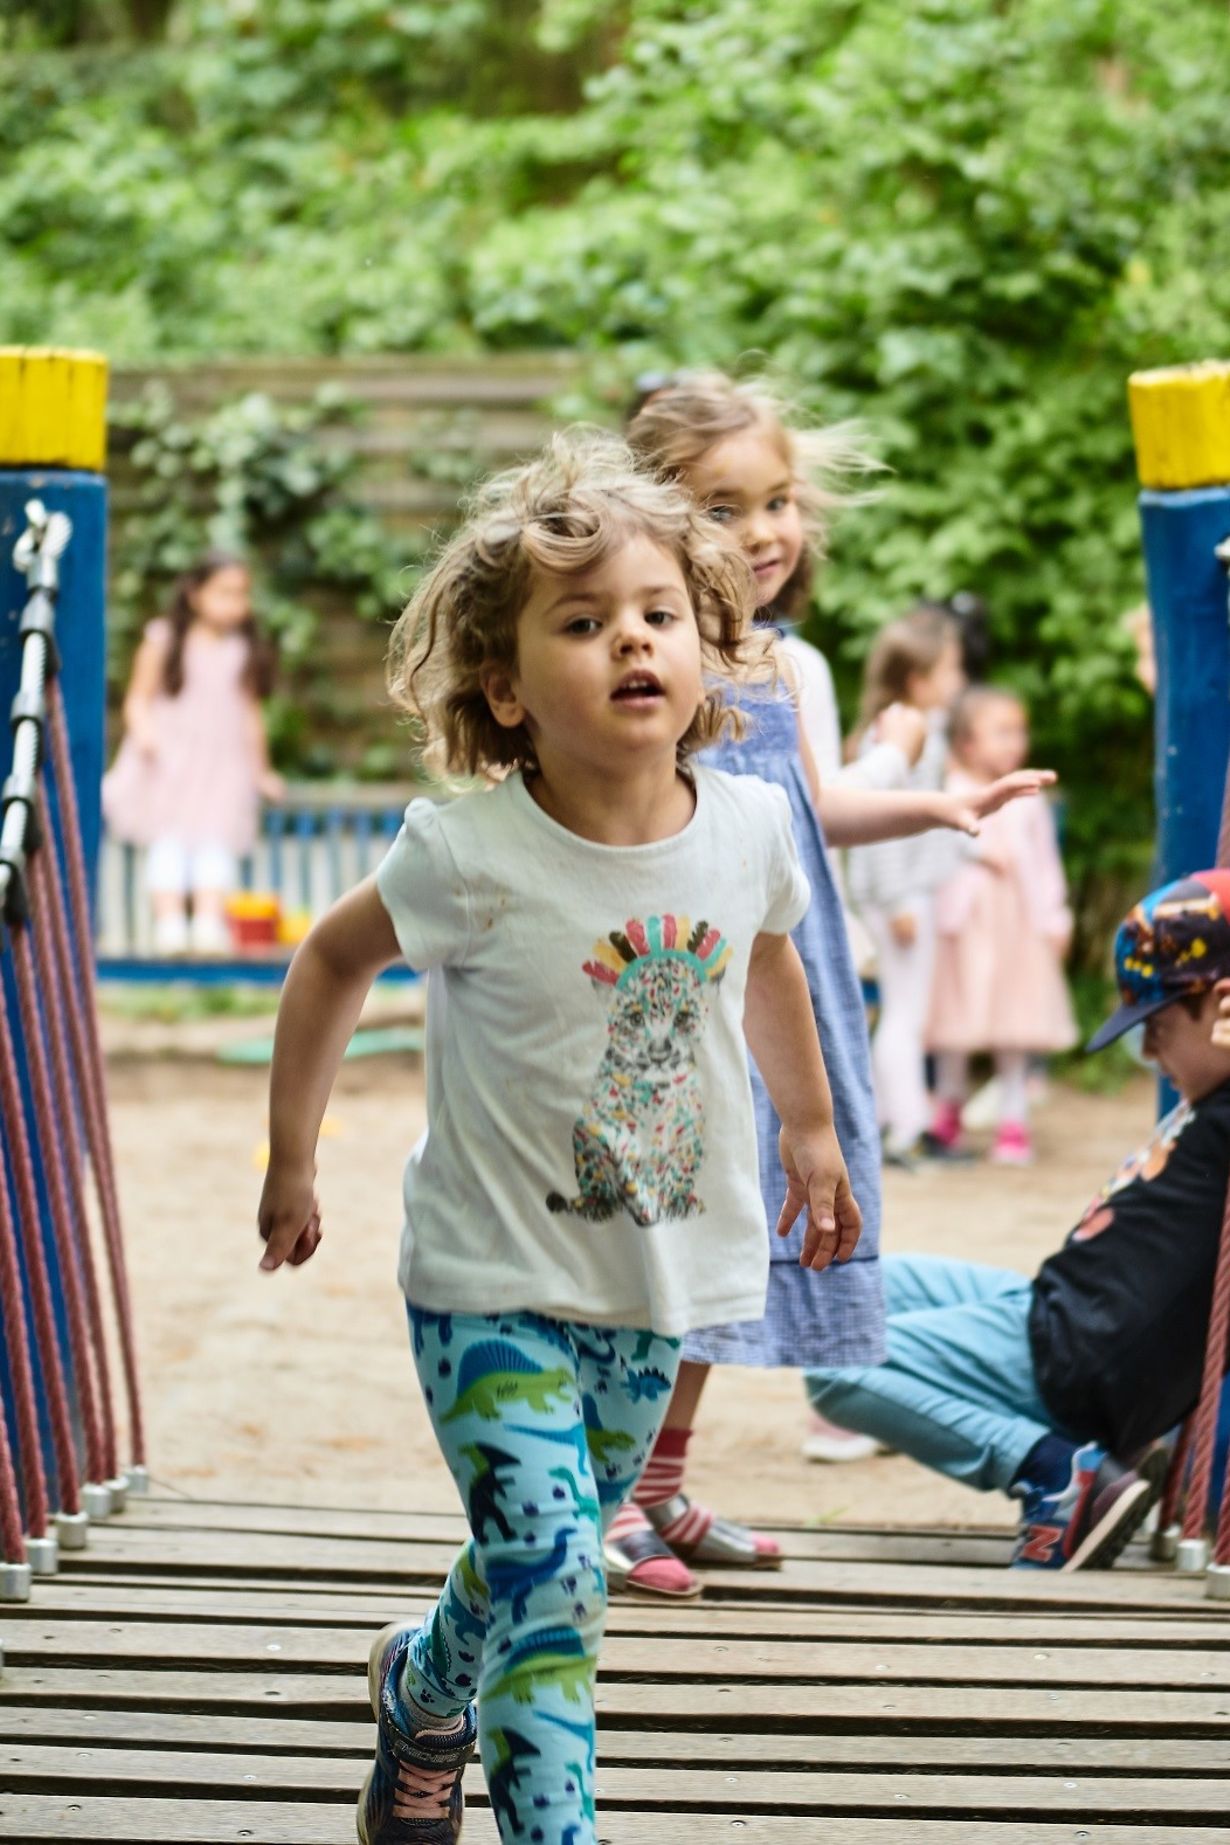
[930,1099,964,1148]
[357,1621,477,1843]
[152,910,189,954]
[801,1412,884,1464]
[189,910,232,955]
[1012,1442,1159,1571]
[991,1122,1034,1166]
[917,1130,979,1165]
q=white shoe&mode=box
[152,911,189,954]
[189,911,231,954]
[801,1413,883,1464]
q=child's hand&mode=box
[1213,981,1230,1051]
[259,768,287,803]
[777,1124,862,1272]
[890,910,918,948]
[939,769,1057,836]
[258,1157,323,1271]
[876,702,928,767]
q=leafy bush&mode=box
[7,0,1230,948]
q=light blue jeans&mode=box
[805,1254,1065,1493]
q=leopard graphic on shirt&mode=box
[547,915,731,1227]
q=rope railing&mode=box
[1150,532,1230,1596]
[0,498,146,1602]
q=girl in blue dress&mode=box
[612,373,1052,1596]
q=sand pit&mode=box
[103,1028,1153,1534]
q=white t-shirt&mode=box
[375,766,810,1336]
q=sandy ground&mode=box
[101,1028,1154,1533]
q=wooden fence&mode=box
[108,353,584,533]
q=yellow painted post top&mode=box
[0,346,108,472]
[1128,360,1230,491]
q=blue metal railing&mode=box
[96,785,425,985]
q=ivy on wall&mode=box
[109,385,416,777]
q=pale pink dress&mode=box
[927,771,1076,1054]
[103,619,262,854]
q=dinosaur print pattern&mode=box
[394,1305,681,1844]
[443,1338,574,1423]
[547,914,729,1227]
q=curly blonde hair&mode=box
[388,431,771,779]
[626,371,880,622]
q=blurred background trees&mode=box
[5,0,1230,949]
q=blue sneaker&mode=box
[357,1621,478,1843]
[1012,1441,1158,1571]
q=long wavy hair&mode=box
[626,370,880,624]
[161,553,275,700]
[388,431,774,779]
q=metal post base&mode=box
[25,1535,58,1576]
[0,1562,31,1602]
[105,1477,128,1515]
[55,1510,89,1550]
[81,1482,112,1520]
[1176,1535,1210,1573]
[1207,1562,1230,1600]
[125,1465,150,1496]
[1151,1523,1180,1563]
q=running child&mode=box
[256,434,861,1845]
[927,686,1076,1165]
[622,374,1053,1585]
[103,552,283,952]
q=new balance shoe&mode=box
[1012,1442,1159,1571]
[358,1621,477,1843]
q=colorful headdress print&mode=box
[582,914,731,989]
[1087,869,1230,1050]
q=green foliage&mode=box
[6,0,1230,947]
[110,384,408,773]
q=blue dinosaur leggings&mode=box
[400,1305,682,1845]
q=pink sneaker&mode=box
[992,1122,1034,1166]
[930,1099,964,1149]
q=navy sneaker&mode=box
[1012,1441,1159,1571]
[357,1621,478,1843]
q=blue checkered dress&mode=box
[685,685,886,1369]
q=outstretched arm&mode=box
[743,931,862,1272]
[258,878,401,1271]
[818,770,1056,848]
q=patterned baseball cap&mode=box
[1088,869,1230,1051]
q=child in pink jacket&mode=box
[927,687,1075,1164]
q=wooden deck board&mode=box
[1,1497,1227,1841]
[10,1617,1230,1688]
[5,1802,1230,1845]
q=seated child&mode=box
[806,869,1230,1570]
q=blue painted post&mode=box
[1129,366,1230,883]
[1139,488,1230,885]
[0,350,109,1539]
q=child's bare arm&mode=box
[743,931,862,1273]
[818,770,1056,848]
[258,879,401,1271]
[122,630,168,753]
[246,695,286,802]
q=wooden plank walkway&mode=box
[1,1497,1228,1843]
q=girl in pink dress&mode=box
[103,554,283,952]
[926,686,1076,1165]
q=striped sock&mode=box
[635,1426,778,1557]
